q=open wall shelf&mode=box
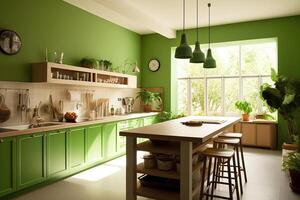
[32,62,137,88]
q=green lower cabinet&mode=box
[17,133,46,190]
[86,125,103,164]
[0,137,16,197]
[47,130,67,178]
[103,123,118,158]
[68,127,85,169]
[144,116,158,126]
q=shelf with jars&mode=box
[31,62,137,88]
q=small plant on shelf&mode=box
[136,89,162,112]
[235,100,252,121]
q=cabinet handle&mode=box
[0,139,4,143]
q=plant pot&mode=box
[242,114,250,121]
[282,143,297,168]
[289,170,300,193]
[144,104,152,112]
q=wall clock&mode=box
[148,59,160,72]
[0,29,22,55]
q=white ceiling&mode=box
[64,0,300,38]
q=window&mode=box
[174,38,278,116]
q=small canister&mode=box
[143,154,156,169]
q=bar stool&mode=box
[200,148,240,200]
[213,138,243,195]
[219,132,247,182]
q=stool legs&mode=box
[227,158,233,200]
[235,146,243,195]
[239,141,248,182]
[232,155,240,200]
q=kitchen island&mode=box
[120,116,240,200]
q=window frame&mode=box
[175,38,278,116]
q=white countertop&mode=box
[0,112,158,139]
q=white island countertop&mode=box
[120,116,240,143]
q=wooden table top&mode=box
[120,116,240,143]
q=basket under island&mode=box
[120,116,240,200]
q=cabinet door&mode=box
[68,127,85,169]
[241,123,256,146]
[144,116,156,126]
[0,137,16,197]
[86,125,103,164]
[103,123,118,158]
[47,131,67,178]
[256,124,276,148]
[17,133,45,190]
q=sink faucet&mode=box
[29,103,43,128]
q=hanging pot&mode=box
[0,94,11,123]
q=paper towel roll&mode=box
[67,90,81,102]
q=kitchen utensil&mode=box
[181,120,203,126]
[49,94,56,119]
[0,93,11,123]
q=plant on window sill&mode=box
[235,100,252,121]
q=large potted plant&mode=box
[235,100,252,121]
[136,89,162,112]
[283,152,300,193]
[260,69,300,150]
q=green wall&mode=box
[141,15,300,147]
[0,0,141,84]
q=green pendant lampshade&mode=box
[190,0,205,63]
[175,0,192,59]
[175,33,192,59]
[204,48,216,68]
[204,3,216,68]
[190,41,205,63]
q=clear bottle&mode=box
[110,105,115,116]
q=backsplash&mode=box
[0,81,141,127]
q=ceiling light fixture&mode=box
[175,0,192,59]
[203,3,216,68]
[190,0,205,63]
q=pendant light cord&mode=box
[183,0,185,33]
[196,0,199,41]
[208,3,211,48]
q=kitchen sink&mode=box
[2,122,62,131]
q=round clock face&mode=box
[148,59,160,72]
[0,30,22,55]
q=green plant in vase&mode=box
[136,89,162,112]
[260,68,300,149]
[283,151,300,193]
[235,100,252,121]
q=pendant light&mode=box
[203,3,216,68]
[190,0,205,63]
[175,0,192,59]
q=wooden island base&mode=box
[120,116,240,200]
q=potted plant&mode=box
[283,152,300,193]
[260,68,300,153]
[235,100,252,121]
[136,89,162,112]
[158,111,185,122]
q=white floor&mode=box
[14,148,300,200]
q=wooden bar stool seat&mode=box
[214,138,240,145]
[199,148,240,200]
[219,132,248,183]
[220,132,242,138]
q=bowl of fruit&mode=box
[64,112,78,123]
